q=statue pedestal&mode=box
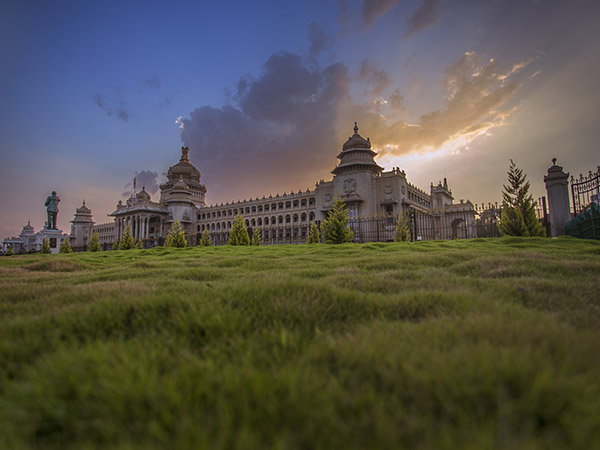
[36,228,66,254]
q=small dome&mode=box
[136,187,151,202]
[76,200,91,214]
[342,122,371,151]
[22,221,34,233]
[167,146,201,184]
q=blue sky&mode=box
[1,0,599,237]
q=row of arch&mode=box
[199,212,316,232]
[199,197,316,220]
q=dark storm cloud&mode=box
[358,59,392,96]
[307,22,334,56]
[403,0,443,38]
[122,170,161,197]
[181,52,351,201]
[93,93,133,122]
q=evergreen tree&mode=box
[498,160,545,237]
[165,220,187,248]
[251,229,262,246]
[59,237,73,253]
[5,245,14,256]
[135,239,143,249]
[228,214,250,246]
[119,225,136,250]
[199,230,212,246]
[88,231,101,252]
[306,223,321,244]
[321,199,354,244]
[112,240,119,251]
[41,239,51,254]
[393,214,411,242]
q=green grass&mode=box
[1,237,599,449]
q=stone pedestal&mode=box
[36,228,67,254]
[544,159,571,237]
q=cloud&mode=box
[93,93,133,122]
[358,59,392,97]
[362,0,400,27]
[141,76,161,90]
[307,22,334,56]
[403,0,443,38]
[179,49,528,204]
[122,170,160,197]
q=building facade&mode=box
[25,124,476,251]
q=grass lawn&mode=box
[0,237,599,449]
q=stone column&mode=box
[544,158,571,237]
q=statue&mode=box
[44,191,60,229]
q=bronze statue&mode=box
[44,191,60,229]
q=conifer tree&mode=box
[41,238,51,254]
[165,220,187,248]
[87,231,101,252]
[119,225,136,250]
[321,199,354,244]
[135,239,143,249]
[112,240,119,251]
[251,229,262,246]
[498,160,545,237]
[199,230,212,246]
[306,223,321,244]
[393,214,410,242]
[59,237,73,253]
[228,214,250,246]
[5,245,14,256]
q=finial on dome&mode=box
[82,200,86,206]
[354,122,358,134]
[181,146,190,162]
[552,158,557,166]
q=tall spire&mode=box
[181,146,190,162]
[353,122,359,134]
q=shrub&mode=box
[229,214,250,246]
[40,239,51,254]
[135,239,143,249]
[59,238,73,254]
[307,223,321,244]
[251,229,262,246]
[499,160,545,237]
[88,231,101,252]
[119,225,136,250]
[111,240,119,251]
[4,245,14,256]
[165,220,187,248]
[393,214,410,242]
[199,230,212,246]
[322,199,354,244]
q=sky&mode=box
[1,0,599,238]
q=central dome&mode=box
[342,123,371,151]
[167,146,201,184]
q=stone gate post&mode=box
[544,158,571,236]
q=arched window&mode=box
[227,221,232,229]
[245,219,249,227]
[286,215,291,223]
[278,202,284,210]
[301,213,307,222]
[293,200,299,208]
[264,217,269,225]
[272,216,276,225]
[309,212,315,221]
[293,214,298,223]
[278,215,283,224]
[251,219,256,227]
[211,223,215,230]
[258,218,262,226]
[252,206,256,214]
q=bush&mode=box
[307,223,321,244]
[229,215,250,246]
[40,239,51,254]
[251,229,262,246]
[4,245,14,256]
[111,240,119,251]
[59,238,73,254]
[88,231,101,252]
[199,230,212,246]
[119,225,136,250]
[393,214,410,242]
[165,220,187,248]
[135,239,143,249]
[322,199,354,244]
[499,160,545,237]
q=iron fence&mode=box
[571,166,600,215]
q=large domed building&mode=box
[63,124,476,249]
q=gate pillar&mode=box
[544,158,571,236]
